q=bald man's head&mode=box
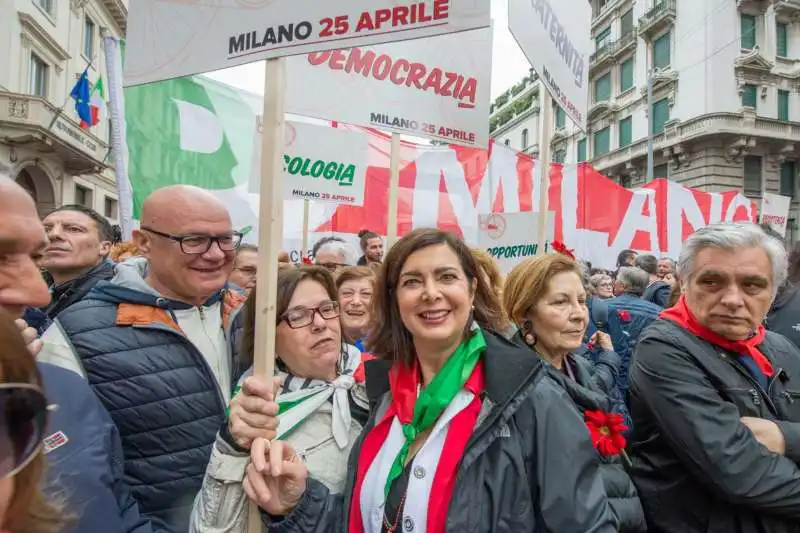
[0,174,51,316]
[133,185,238,306]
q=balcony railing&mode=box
[639,0,676,38]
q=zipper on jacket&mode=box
[296,435,335,462]
[727,356,779,416]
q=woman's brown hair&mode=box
[0,309,62,533]
[666,281,682,308]
[470,248,509,325]
[335,266,376,292]
[367,229,504,365]
[503,254,582,327]
[241,266,337,369]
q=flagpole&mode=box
[47,55,97,131]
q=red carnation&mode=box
[585,410,628,457]
[551,241,576,260]
[617,310,631,322]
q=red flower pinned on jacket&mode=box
[617,310,631,322]
[301,255,313,265]
[585,410,628,457]
[550,241,576,260]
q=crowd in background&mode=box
[3,171,800,532]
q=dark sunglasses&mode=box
[0,384,50,478]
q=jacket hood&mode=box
[87,256,226,310]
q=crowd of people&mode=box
[3,170,800,532]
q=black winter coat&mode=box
[546,352,646,533]
[629,318,800,533]
[262,331,618,533]
[766,282,800,350]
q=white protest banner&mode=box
[761,192,792,236]
[508,0,591,130]
[285,27,492,147]
[477,211,556,274]
[124,0,491,87]
[248,120,369,206]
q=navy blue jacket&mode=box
[52,280,246,533]
[605,293,662,399]
[40,363,160,533]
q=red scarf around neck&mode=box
[661,295,773,377]
[348,359,485,533]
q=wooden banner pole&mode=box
[301,199,310,259]
[386,132,401,246]
[535,98,553,256]
[248,57,286,533]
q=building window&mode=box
[594,73,611,102]
[553,149,566,163]
[779,89,790,120]
[594,127,610,157]
[521,129,529,148]
[743,156,762,197]
[653,32,671,70]
[621,9,634,36]
[104,196,119,219]
[577,138,587,162]
[37,0,53,14]
[742,84,758,109]
[28,54,49,97]
[504,139,510,146]
[777,22,789,57]
[780,161,796,198]
[596,26,611,49]
[619,116,633,148]
[620,57,634,92]
[741,14,756,50]
[83,16,95,58]
[555,104,566,129]
[74,184,93,207]
[653,164,669,179]
[652,98,670,134]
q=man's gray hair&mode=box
[678,223,788,292]
[315,239,357,266]
[616,267,650,296]
[634,254,658,275]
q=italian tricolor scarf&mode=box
[348,328,487,533]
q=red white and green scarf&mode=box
[349,327,487,533]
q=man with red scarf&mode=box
[628,223,800,533]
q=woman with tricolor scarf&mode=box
[189,266,370,532]
[503,253,646,533]
[243,229,617,533]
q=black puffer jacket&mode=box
[262,331,618,533]
[629,318,800,533]
[547,352,646,533]
[766,282,800,349]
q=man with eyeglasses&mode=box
[228,243,258,296]
[0,173,160,532]
[38,185,248,532]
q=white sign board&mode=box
[286,27,492,148]
[508,0,591,130]
[249,121,369,206]
[761,192,792,237]
[124,0,492,87]
[477,211,556,274]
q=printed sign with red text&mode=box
[761,192,791,237]
[124,0,491,86]
[285,27,492,147]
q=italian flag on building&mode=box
[87,76,106,128]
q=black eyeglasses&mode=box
[141,227,243,255]
[0,383,50,479]
[281,301,340,329]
